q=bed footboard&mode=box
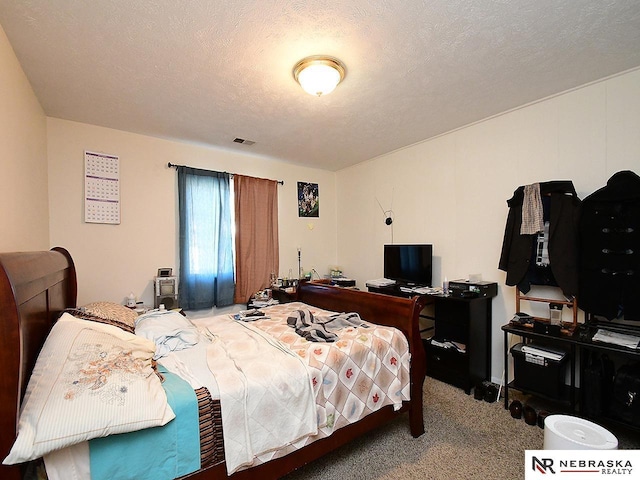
[297,281,427,437]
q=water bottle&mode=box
[127,292,136,308]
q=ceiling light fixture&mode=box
[293,55,346,97]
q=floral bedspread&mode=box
[249,301,410,457]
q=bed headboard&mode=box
[0,247,77,477]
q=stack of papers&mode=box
[521,345,565,361]
[365,278,396,287]
[429,338,466,353]
[592,329,640,349]
[413,286,442,295]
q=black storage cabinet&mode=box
[424,295,493,394]
[368,284,496,394]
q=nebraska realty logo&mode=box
[525,451,638,479]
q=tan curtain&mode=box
[233,175,279,303]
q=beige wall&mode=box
[47,118,337,306]
[336,67,640,384]
[0,25,49,251]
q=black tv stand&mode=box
[368,283,497,394]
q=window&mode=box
[177,167,234,309]
[177,168,280,308]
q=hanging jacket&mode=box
[578,170,640,320]
[499,180,581,296]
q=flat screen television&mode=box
[384,244,433,287]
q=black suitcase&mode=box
[609,363,640,427]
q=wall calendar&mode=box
[84,151,120,224]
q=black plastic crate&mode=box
[510,343,568,399]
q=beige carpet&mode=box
[283,377,638,480]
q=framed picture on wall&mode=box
[298,182,319,217]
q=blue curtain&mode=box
[178,167,234,309]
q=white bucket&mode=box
[544,414,618,450]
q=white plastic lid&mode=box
[545,414,618,449]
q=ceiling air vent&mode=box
[233,137,255,146]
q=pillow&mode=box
[80,301,139,333]
[3,313,175,465]
[63,308,134,334]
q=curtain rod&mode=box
[167,162,284,185]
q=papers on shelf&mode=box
[365,278,396,287]
[428,338,466,353]
[521,345,565,362]
[412,286,443,295]
[592,329,640,349]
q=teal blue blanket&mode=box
[89,367,200,480]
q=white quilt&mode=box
[42,303,407,477]
[199,315,317,474]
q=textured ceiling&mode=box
[2,1,640,171]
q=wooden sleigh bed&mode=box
[0,248,427,480]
